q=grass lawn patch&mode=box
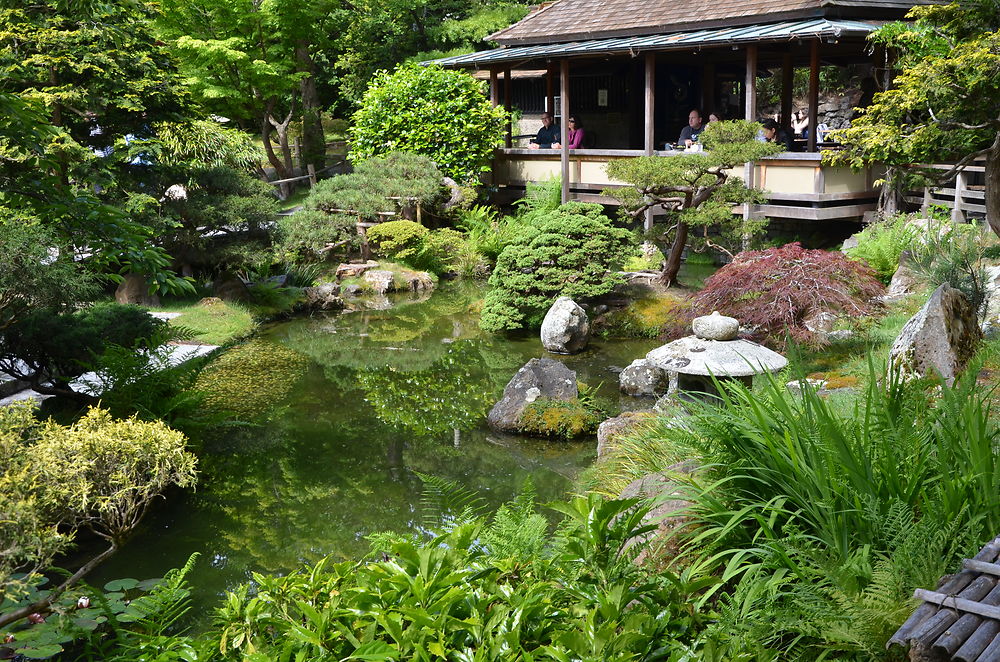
[151,299,256,345]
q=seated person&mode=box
[529,112,560,149]
[707,110,724,124]
[791,109,809,138]
[566,115,584,149]
[678,109,706,147]
[760,118,795,151]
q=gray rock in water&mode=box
[487,358,577,433]
[597,411,653,460]
[888,283,981,386]
[363,270,395,295]
[115,272,161,307]
[619,358,670,397]
[691,311,739,341]
[540,297,590,354]
[342,284,363,297]
[302,283,344,311]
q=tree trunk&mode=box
[986,145,1000,238]
[660,222,688,287]
[261,103,296,199]
[295,41,326,170]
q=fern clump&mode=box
[845,214,920,283]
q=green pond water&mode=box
[93,282,660,612]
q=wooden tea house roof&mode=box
[891,535,1000,661]
[490,0,943,45]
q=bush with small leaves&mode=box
[693,243,885,347]
[349,63,508,183]
[481,203,633,332]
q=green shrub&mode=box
[845,214,920,283]
[275,209,358,263]
[367,220,430,262]
[596,294,695,339]
[671,364,1000,659]
[909,221,990,317]
[481,203,633,332]
[349,63,508,183]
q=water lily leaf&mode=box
[73,617,100,631]
[137,577,162,591]
[103,578,139,591]
[19,643,64,659]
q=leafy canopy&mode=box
[350,63,508,183]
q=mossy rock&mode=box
[519,397,603,439]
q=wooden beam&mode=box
[744,44,758,122]
[489,69,499,106]
[808,40,820,152]
[560,58,570,204]
[914,588,1000,622]
[781,52,793,127]
[503,67,512,148]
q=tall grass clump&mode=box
[674,364,1000,660]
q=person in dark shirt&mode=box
[678,109,706,147]
[760,118,795,151]
[529,112,560,149]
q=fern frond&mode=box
[416,473,487,533]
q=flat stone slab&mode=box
[148,311,183,320]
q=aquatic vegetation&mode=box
[519,397,604,439]
[596,293,695,339]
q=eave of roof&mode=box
[429,18,881,69]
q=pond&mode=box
[93,282,661,613]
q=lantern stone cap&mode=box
[645,335,788,377]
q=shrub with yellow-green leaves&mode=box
[1,404,196,627]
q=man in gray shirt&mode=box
[678,109,705,147]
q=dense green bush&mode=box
[0,303,169,400]
[349,63,508,183]
[845,214,920,283]
[908,221,991,317]
[663,365,998,659]
[212,490,707,661]
[480,203,633,332]
[367,221,478,276]
[367,220,430,262]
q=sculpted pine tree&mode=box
[604,120,782,287]
[828,1,1000,234]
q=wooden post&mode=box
[546,63,555,115]
[744,44,758,122]
[560,59,570,204]
[503,67,512,148]
[307,163,317,187]
[489,69,499,106]
[808,40,820,152]
[922,185,932,214]
[781,52,793,127]
[644,52,656,231]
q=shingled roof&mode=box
[491,0,942,45]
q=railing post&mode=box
[644,52,656,232]
[952,170,966,225]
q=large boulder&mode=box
[115,272,160,307]
[888,283,981,386]
[213,275,251,303]
[301,283,344,311]
[619,358,670,397]
[540,297,590,354]
[363,270,395,295]
[618,461,698,563]
[884,251,922,301]
[597,411,655,460]
[487,358,577,433]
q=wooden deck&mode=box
[490,148,882,223]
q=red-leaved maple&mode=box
[693,243,885,347]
